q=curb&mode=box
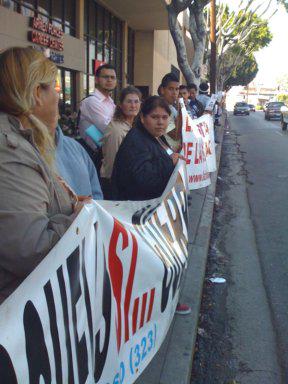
[136,113,227,384]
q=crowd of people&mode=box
[0,46,218,309]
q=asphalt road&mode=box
[192,111,288,383]
[232,111,288,382]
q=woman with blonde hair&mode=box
[0,47,80,304]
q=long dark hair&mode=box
[113,86,142,121]
[135,95,171,130]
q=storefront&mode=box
[0,0,185,134]
[83,0,125,97]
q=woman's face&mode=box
[141,107,170,138]
[121,93,141,120]
[33,81,60,134]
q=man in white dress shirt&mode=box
[78,64,117,151]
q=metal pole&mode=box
[210,0,216,94]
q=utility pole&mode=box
[210,0,216,94]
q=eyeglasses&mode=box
[99,75,117,80]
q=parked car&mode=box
[264,102,285,120]
[233,102,250,116]
[280,105,288,130]
[248,104,256,112]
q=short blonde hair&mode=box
[0,47,58,165]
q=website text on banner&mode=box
[180,98,216,190]
[0,162,189,384]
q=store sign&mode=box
[32,16,64,38]
[93,59,106,73]
[29,30,64,51]
[32,45,64,65]
[28,17,64,63]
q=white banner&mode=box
[0,162,189,384]
[180,100,216,190]
[205,93,218,112]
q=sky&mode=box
[253,3,288,87]
[220,0,288,88]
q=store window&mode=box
[57,68,77,136]
[0,0,75,36]
[84,0,124,99]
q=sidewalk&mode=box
[136,114,226,384]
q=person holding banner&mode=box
[197,82,211,110]
[111,96,183,201]
[100,86,142,199]
[187,83,204,118]
[0,47,82,304]
[158,73,182,152]
[179,85,195,119]
[112,96,191,315]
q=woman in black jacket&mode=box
[112,96,183,200]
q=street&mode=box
[191,111,288,384]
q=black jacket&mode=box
[111,126,175,200]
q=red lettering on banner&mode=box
[185,116,191,132]
[189,172,209,183]
[182,142,193,165]
[196,122,205,137]
[108,219,125,352]
[108,219,138,352]
[194,142,205,164]
[139,292,148,329]
[124,232,138,343]
[132,298,140,335]
[205,140,212,156]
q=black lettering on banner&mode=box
[44,281,63,384]
[67,248,89,384]
[94,247,112,383]
[23,301,51,384]
[57,266,74,384]
[0,345,17,383]
[132,172,188,314]
[161,266,173,312]
[81,237,94,361]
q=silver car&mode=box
[233,102,250,116]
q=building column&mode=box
[75,0,85,104]
[122,21,128,88]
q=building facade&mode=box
[0,0,190,129]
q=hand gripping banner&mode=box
[0,162,189,384]
[180,99,216,190]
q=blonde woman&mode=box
[0,47,81,303]
[100,86,141,198]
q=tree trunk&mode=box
[167,4,195,84]
[188,1,209,87]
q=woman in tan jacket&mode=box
[0,47,81,304]
[100,86,141,198]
